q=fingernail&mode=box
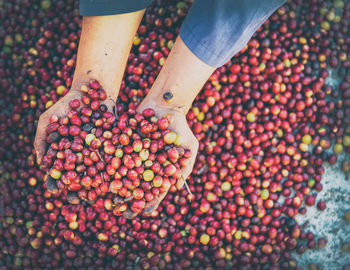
[124,211,137,219]
[144,208,151,214]
[144,206,155,214]
[67,191,80,204]
[143,210,153,216]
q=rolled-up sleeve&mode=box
[180,0,286,67]
[80,0,153,16]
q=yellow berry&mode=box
[321,21,330,31]
[261,189,269,200]
[192,107,199,116]
[143,170,154,181]
[302,134,312,144]
[133,35,141,46]
[139,149,149,161]
[299,37,307,45]
[50,168,61,180]
[344,136,350,147]
[85,134,96,146]
[97,233,108,242]
[164,132,177,144]
[334,143,343,154]
[69,221,78,230]
[197,112,205,121]
[234,230,242,240]
[221,182,231,191]
[200,234,210,245]
[299,143,308,152]
[247,112,256,122]
[56,85,66,95]
[277,129,284,138]
[45,100,53,109]
[174,134,183,146]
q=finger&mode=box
[178,162,195,191]
[67,190,80,204]
[34,116,49,165]
[180,138,198,179]
[181,154,196,180]
[46,174,59,194]
[105,99,116,111]
[144,191,168,215]
[176,137,198,191]
[123,209,138,219]
[176,176,185,190]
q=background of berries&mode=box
[1,0,350,269]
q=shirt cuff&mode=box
[80,0,153,16]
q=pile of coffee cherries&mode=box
[42,80,191,215]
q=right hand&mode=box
[121,101,199,219]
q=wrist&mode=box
[138,94,187,116]
[139,90,192,115]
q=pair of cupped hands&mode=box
[34,86,198,219]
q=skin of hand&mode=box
[34,88,116,165]
[123,37,215,218]
[122,104,199,219]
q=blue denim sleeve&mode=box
[80,0,152,16]
[180,0,286,67]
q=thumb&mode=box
[143,191,168,215]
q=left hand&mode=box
[122,101,199,219]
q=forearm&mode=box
[72,11,144,100]
[140,36,215,114]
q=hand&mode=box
[34,86,116,204]
[34,88,115,165]
[123,101,199,219]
